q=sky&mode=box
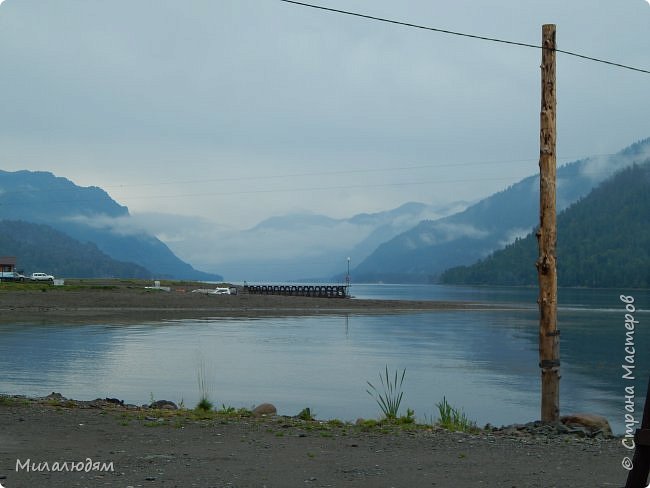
[0,0,648,276]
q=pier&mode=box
[244,284,349,298]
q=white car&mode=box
[30,272,55,281]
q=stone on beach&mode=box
[252,403,277,417]
[150,400,179,410]
[560,413,613,437]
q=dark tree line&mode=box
[441,160,650,288]
[0,220,152,278]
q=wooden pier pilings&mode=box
[244,284,348,298]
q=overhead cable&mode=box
[277,0,650,75]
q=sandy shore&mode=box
[0,395,628,488]
[0,280,517,323]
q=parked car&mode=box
[30,272,55,282]
[0,271,25,282]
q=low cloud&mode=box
[498,227,533,248]
[61,200,471,281]
[62,211,364,279]
[440,222,490,241]
[424,222,490,245]
[580,142,650,184]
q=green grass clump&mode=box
[0,282,52,292]
[219,404,236,415]
[196,397,213,412]
[0,396,29,407]
[195,356,214,412]
[216,404,251,417]
[297,407,315,421]
[435,396,478,433]
[327,419,344,428]
[366,366,406,420]
[63,285,118,291]
[357,419,379,431]
[396,408,415,424]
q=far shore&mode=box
[0,279,526,323]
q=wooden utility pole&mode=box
[537,24,559,423]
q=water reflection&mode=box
[0,285,648,435]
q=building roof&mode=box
[0,256,17,266]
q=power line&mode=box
[112,174,535,200]
[102,156,546,190]
[0,153,599,197]
[0,175,537,207]
[276,0,650,75]
[2,175,535,206]
[0,167,628,206]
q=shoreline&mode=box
[0,281,525,323]
[0,393,626,487]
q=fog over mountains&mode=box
[171,137,648,283]
[350,138,650,283]
[0,170,222,281]
[441,159,650,288]
[205,200,470,282]
[1,138,648,283]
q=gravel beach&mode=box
[0,396,629,488]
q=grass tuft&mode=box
[366,366,406,420]
[196,397,213,412]
[195,355,214,412]
[0,396,29,407]
[396,408,415,424]
[435,396,478,433]
[297,407,315,421]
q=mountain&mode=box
[440,160,650,288]
[209,201,469,282]
[0,170,128,220]
[0,220,152,278]
[0,170,222,281]
[351,138,650,283]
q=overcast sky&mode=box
[0,0,648,234]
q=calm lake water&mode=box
[1,284,648,434]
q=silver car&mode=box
[30,272,55,281]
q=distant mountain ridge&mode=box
[441,160,650,287]
[4,137,648,284]
[210,201,469,282]
[0,170,128,220]
[0,220,152,279]
[351,138,650,283]
[0,170,222,281]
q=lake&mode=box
[1,284,648,434]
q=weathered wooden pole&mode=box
[537,23,560,423]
